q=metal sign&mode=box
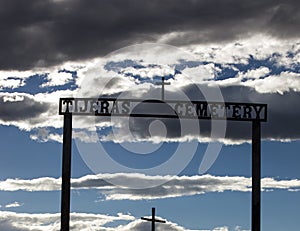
[59,96,267,231]
[59,97,267,121]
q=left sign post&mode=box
[61,100,73,231]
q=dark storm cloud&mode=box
[0,95,49,122]
[126,85,300,142]
[220,86,300,141]
[0,0,299,70]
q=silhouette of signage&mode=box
[59,98,267,121]
[59,96,267,231]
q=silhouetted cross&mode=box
[156,76,170,100]
[141,207,166,231]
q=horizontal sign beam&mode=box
[59,98,267,122]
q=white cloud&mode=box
[205,66,300,95]
[0,211,134,231]
[180,63,218,83]
[0,210,233,231]
[4,202,23,208]
[0,70,40,90]
[0,70,37,79]
[0,60,87,89]
[0,78,24,89]
[122,65,174,79]
[0,176,61,191]
[0,59,87,92]
[234,226,250,231]
[184,34,299,66]
[0,174,299,201]
[2,94,25,102]
[112,219,229,231]
[237,67,270,80]
[72,130,99,143]
[242,71,300,94]
[0,210,235,231]
[41,72,73,87]
[30,128,63,143]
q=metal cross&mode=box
[155,76,171,101]
[141,207,166,231]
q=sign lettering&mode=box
[59,98,267,122]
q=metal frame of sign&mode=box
[59,97,267,231]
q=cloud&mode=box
[41,71,74,87]
[217,85,300,141]
[112,219,229,231]
[0,211,135,231]
[234,226,250,231]
[0,210,231,231]
[0,70,36,90]
[239,67,271,79]
[0,92,49,123]
[67,41,300,144]
[91,84,300,144]
[0,89,76,131]
[0,0,299,70]
[4,201,23,208]
[241,71,300,94]
[0,176,61,191]
[0,174,299,201]
[0,92,61,131]
[0,35,299,144]
[0,78,24,89]
[0,61,86,91]
[97,174,300,201]
[1,71,300,145]
[184,35,299,66]
[30,128,63,143]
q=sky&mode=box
[0,0,300,230]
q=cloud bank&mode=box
[0,211,234,231]
[1,38,300,144]
[0,0,299,70]
[0,174,299,200]
[0,19,299,144]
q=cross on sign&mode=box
[155,76,171,100]
[141,207,166,231]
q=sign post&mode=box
[252,120,261,231]
[59,97,267,231]
[60,100,72,231]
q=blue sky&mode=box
[0,1,300,231]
